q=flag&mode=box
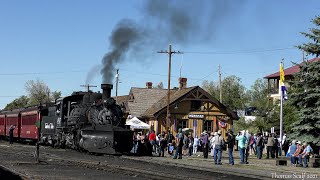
[279,63,285,85]
[279,63,288,101]
[281,85,288,100]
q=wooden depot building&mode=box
[116,78,239,138]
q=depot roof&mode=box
[264,57,319,79]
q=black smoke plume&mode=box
[86,0,247,84]
[101,19,142,83]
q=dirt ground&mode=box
[0,142,260,180]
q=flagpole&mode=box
[280,86,283,147]
[279,61,284,149]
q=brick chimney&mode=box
[179,78,187,89]
[146,82,153,89]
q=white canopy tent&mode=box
[125,117,150,130]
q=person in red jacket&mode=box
[149,130,157,153]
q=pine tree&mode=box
[298,16,320,56]
[289,16,320,145]
[289,60,320,145]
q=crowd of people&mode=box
[130,128,315,168]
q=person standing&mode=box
[266,134,275,159]
[188,135,194,156]
[173,128,184,159]
[288,140,298,165]
[209,132,217,157]
[167,130,174,155]
[193,135,200,155]
[200,131,209,159]
[292,141,303,166]
[235,132,240,151]
[182,134,189,156]
[274,134,279,158]
[131,131,138,154]
[158,132,167,157]
[245,130,251,164]
[281,134,287,155]
[226,130,235,165]
[256,133,263,159]
[213,130,225,165]
[236,130,246,164]
[249,133,256,155]
[9,125,15,145]
[149,130,157,154]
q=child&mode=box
[168,140,176,156]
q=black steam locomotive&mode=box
[41,84,133,154]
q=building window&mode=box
[177,119,188,130]
[203,120,212,132]
[190,100,201,111]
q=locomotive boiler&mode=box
[41,84,133,154]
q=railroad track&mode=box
[0,145,213,180]
[0,144,266,180]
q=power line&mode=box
[0,96,21,97]
[189,69,219,86]
[119,68,206,81]
[0,70,86,76]
[184,47,295,55]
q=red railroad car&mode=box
[5,110,21,139]
[20,107,40,141]
[0,111,7,137]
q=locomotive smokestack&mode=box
[101,84,113,100]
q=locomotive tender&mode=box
[0,84,133,155]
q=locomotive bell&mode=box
[101,84,113,100]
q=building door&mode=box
[203,120,212,132]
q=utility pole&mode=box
[158,44,183,132]
[80,84,97,92]
[219,64,222,103]
[115,69,119,102]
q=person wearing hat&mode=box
[226,129,235,165]
[292,141,303,166]
[213,130,225,165]
[200,130,209,158]
[298,142,313,168]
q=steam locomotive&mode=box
[0,84,133,155]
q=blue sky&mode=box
[0,0,319,109]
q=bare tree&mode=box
[25,79,51,104]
